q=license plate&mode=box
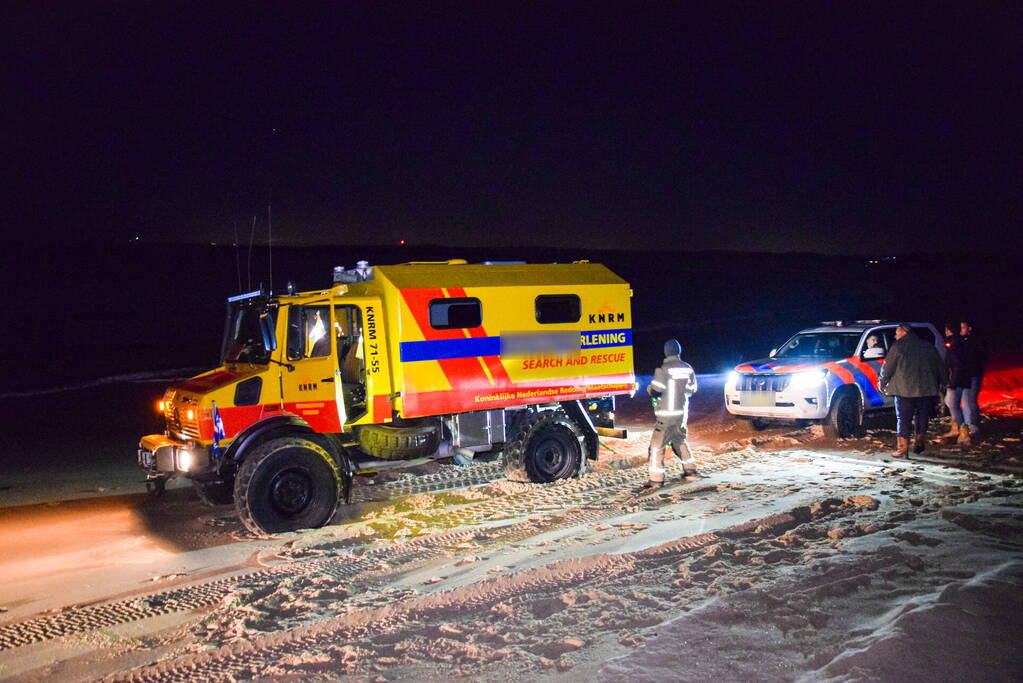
[740,391,775,407]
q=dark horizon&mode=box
[15,236,1023,259]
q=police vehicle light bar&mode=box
[820,319,887,327]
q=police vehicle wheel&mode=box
[750,417,772,431]
[502,410,583,483]
[825,390,862,438]
[356,421,441,460]
[192,478,234,506]
[234,437,341,535]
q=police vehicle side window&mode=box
[912,326,936,345]
[535,295,581,324]
[429,298,482,329]
[878,328,896,349]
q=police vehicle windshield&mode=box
[774,332,861,360]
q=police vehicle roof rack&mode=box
[820,319,887,327]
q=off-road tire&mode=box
[356,421,441,460]
[750,417,772,431]
[824,389,862,438]
[192,478,234,506]
[502,410,583,483]
[234,436,342,535]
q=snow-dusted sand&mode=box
[1,375,1022,681]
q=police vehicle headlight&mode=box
[788,369,828,390]
[726,371,740,389]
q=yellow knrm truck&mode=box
[139,259,635,534]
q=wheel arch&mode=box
[828,381,865,412]
[223,415,355,501]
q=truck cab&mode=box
[724,321,944,437]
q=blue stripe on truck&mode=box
[400,329,632,362]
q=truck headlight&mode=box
[788,369,828,390]
[726,371,740,390]
[176,449,194,472]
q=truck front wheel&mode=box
[502,410,583,483]
[234,437,342,535]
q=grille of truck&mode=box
[164,402,201,439]
[736,374,791,392]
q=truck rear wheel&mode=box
[356,421,440,460]
[234,436,341,535]
[502,410,583,483]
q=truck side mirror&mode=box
[769,348,777,358]
[259,313,277,353]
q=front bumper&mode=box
[138,434,211,478]
[724,384,829,420]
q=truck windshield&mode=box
[774,332,861,360]
[222,301,274,364]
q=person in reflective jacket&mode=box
[641,339,704,489]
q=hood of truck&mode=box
[735,357,830,374]
[175,366,264,395]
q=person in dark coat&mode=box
[941,323,971,443]
[879,323,946,457]
[959,320,988,441]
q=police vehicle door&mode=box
[866,326,897,408]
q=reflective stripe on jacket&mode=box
[648,355,697,418]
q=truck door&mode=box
[280,303,346,432]
[334,304,368,423]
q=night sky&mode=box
[6,2,1022,253]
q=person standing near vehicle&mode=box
[641,339,703,489]
[879,323,946,457]
[941,323,971,443]
[959,320,988,443]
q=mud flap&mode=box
[338,448,356,504]
[559,400,600,477]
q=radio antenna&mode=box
[233,220,242,292]
[247,215,256,291]
[267,204,273,294]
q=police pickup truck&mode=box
[724,321,945,437]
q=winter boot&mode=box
[893,437,910,458]
[912,433,926,454]
[968,423,980,436]
[957,424,972,446]
[942,421,960,439]
[682,470,706,483]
